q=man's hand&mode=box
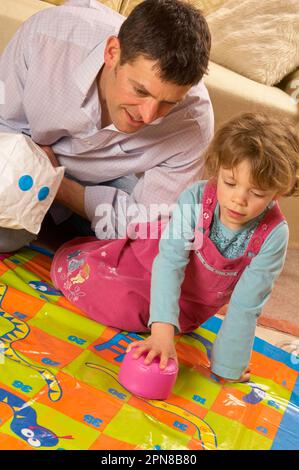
[126,322,177,370]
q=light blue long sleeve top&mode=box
[149,181,289,380]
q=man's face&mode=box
[99,37,191,133]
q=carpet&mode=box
[259,248,299,337]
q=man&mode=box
[0,0,213,251]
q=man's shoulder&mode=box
[62,0,125,24]
[187,81,214,125]
[167,80,214,142]
[22,0,124,43]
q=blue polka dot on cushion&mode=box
[18,175,33,191]
[38,186,50,201]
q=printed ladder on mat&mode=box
[0,247,298,450]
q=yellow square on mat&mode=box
[0,362,47,400]
[28,303,105,348]
[62,350,129,399]
[174,364,221,409]
[103,403,191,449]
[204,411,273,450]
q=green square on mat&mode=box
[193,324,218,343]
[0,361,48,400]
[179,335,210,355]
[204,411,272,450]
[0,269,45,300]
[28,303,105,348]
[0,402,100,450]
[103,403,190,450]
[8,248,37,265]
[179,325,217,350]
[173,364,221,409]
[62,350,128,400]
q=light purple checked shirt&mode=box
[0,0,214,237]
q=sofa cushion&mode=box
[120,0,229,17]
[207,0,299,86]
[278,68,299,103]
[43,0,123,11]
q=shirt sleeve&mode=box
[85,122,213,239]
[148,182,205,331]
[84,82,214,239]
[0,21,31,135]
[211,220,289,380]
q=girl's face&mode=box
[217,160,278,230]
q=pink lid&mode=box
[118,350,178,400]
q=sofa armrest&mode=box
[204,62,299,130]
[0,0,53,53]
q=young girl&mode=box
[51,113,299,382]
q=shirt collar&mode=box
[73,40,106,102]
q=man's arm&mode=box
[56,177,86,219]
[0,21,31,134]
[39,145,86,218]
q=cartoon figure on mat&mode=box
[56,250,90,301]
[0,388,72,448]
[28,281,61,296]
[187,331,267,404]
[0,283,62,402]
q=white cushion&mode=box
[0,133,64,233]
[207,0,299,86]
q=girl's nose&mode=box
[232,189,248,206]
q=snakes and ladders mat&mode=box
[0,246,298,450]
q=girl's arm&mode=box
[127,182,205,367]
[211,220,289,380]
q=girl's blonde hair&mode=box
[205,113,299,197]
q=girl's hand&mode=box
[233,367,251,383]
[212,367,251,383]
[126,322,177,370]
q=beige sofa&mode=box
[0,0,298,246]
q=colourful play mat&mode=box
[0,246,298,450]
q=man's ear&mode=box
[104,36,121,68]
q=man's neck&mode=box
[97,65,112,128]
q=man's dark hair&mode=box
[118,0,211,86]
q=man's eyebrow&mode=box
[129,79,179,105]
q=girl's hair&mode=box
[205,113,299,197]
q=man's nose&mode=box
[139,99,160,124]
